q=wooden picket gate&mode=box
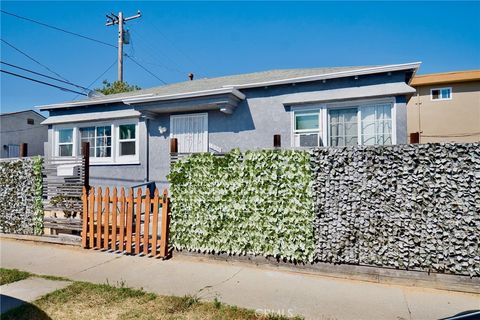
[81,186,170,258]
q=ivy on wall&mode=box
[33,157,44,235]
[168,149,315,262]
[0,157,44,235]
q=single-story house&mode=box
[38,62,420,188]
[0,110,47,158]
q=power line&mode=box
[143,16,205,77]
[125,54,167,85]
[1,69,88,96]
[71,59,117,100]
[85,60,118,90]
[1,61,91,92]
[1,10,117,49]
[1,38,70,82]
[130,29,186,75]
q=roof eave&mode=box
[222,62,422,89]
[122,88,246,105]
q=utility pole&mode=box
[106,10,141,82]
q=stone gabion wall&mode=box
[0,157,43,234]
[311,143,480,277]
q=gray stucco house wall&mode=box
[39,63,420,189]
[0,110,47,158]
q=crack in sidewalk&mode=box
[69,255,122,277]
[402,290,412,320]
[196,268,244,299]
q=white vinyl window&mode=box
[7,144,20,158]
[118,124,137,158]
[53,119,139,164]
[328,108,358,147]
[431,87,452,101]
[292,99,395,147]
[58,128,74,156]
[79,125,112,158]
[361,104,392,145]
[293,112,322,147]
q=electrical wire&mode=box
[1,10,117,49]
[130,29,186,75]
[143,16,206,77]
[71,59,117,100]
[0,61,91,92]
[84,60,118,90]
[1,69,88,96]
[125,54,167,85]
[1,38,70,82]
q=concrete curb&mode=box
[175,250,480,294]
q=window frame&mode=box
[52,118,139,165]
[170,112,208,153]
[290,97,396,147]
[430,87,452,101]
[79,124,114,163]
[293,111,322,147]
[55,127,76,157]
[116,121,140,162]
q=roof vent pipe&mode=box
[188,73,194,81]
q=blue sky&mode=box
[1,1,479,113]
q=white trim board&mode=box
[41,110,141,125]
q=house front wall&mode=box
[407,81,480,143]
[46,71,411,189]
[0,111,47,158]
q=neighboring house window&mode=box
[27,118,34,125]
[171,113,208,153]
[293,112,322,147]
[292,99,394,147]
[53,119,138,164]
[7,144,20,158]
[431,87,452,101]
[58,129,74,156]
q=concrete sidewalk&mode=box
[1,238,478,320]
[1,277,71,313]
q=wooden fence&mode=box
[81,186,170,258]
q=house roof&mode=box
[411,70,480,86]
[38,62,420,111]
[0,109,46,119]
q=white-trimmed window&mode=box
[360,104,392,145]
[292,99,395,147]
[53,119,139,164]
[293,111,322,147]
[116,123,139,162]
[79,125,112,158]
[328,108,358,147]
[58,128,74,156]
[431,87,452,101]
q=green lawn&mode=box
[0,268,31,285]
[1,269,302,320]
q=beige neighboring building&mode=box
[407,70,480,143]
